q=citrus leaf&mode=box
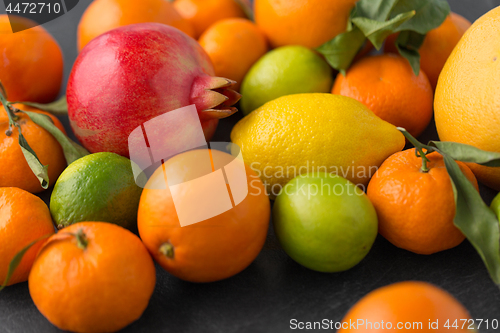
[316,27,366,75]
[18,131,49,189]
[391,0,450,34]
[233,0,254,21]
[429,141,500,167]
[354,0,399,21]
[22,111,89,165]
[0,233,52,291]
[443,155,500,285]
[352,10,415,50]
[15,95,68,116]
[395,40,421,75]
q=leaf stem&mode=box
[397,127,434,173]
[0,88,19,135]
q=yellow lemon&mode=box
[434,5,500,191]
[230,93,405,198]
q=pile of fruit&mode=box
[1,0,500,332]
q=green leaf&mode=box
[233,0,254,21]
[396,41,421,75]
[316,27,366,75]
[17,131,49,189]
[394,31,425,75]
[352,10,416,50]
[0,234,52,291]
[354,0,399,21]
[23,111,89,165]
[430,141,500,167]
[15,95,68,116]
[391,0,450,34]
[443,155,500,285]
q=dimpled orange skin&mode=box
[0,104,67,193]
[340,281,472,332]
[332,54,434,138]
[199,18,268,91]
[29,222,156,333]
[385,13,471,90]
[174,0,246,39]
[367,149,478,255]
[254,0,358,48]
[0,15,63,103]
[77,0,195,51]
[0,188,55,286]
[434,6,500,192]
[138,149,270,283]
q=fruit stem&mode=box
[0,85,19,136]
[159,242,174,259]
[397,127,433,173]
[75,229,88,250]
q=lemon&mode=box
[50,152,143,231]
[434,6,500,191]
[230,93,405,198]
[240,45,333,115]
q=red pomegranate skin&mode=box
[67,23,238,157]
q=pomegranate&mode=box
[67,23,240,157]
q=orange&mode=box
[29,222,156,333]
[77,0,195,51]
[0,15,63,103]
[199,18,268,91]
[434,6,500,191]
[0,103,67,193]
[254,0,358,48]
[138,149,270,283]
[174,0,247,39]
[385,13,471,90]
[0,187,55,287]
[367,149,478,255]
[332,54,434,138]
[340,281,472,332]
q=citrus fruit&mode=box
[50,152,143,231]
[273,173,378,272]
[491,192,500,222]
[434,5,500,191]
[77,0,194,51]
[385,13,471,90]
[0,15,63,103]
[29,222,156,333]
[367,149,478,255]
[0,104,67,193]
[332,54,434,138]
[138,149,270,283]
[174,0,247,39]
[0,187,55,287]
[254,0,357,48]
[199,18,268,91]
[339,281,472,332]
[240,46,333,115]
[231,93,405,198]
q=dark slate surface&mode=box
[1,0,500,332]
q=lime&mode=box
[240,45,333,115]
[491,192,500,223]
[50,152,143,231]
[273,172,378,272]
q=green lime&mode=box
[240,45,333,115]
[490,192,500,223]
[273,172,378,272]
[50,152,143,231]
